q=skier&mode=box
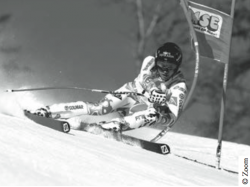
[29,42,187,132]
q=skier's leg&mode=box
[29,82,138,119]
[98,108,160,131]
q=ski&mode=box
[23,110,169,154]
[81,123,170,155]
[24,110,70,133]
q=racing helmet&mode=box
[155,42,183,68]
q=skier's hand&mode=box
[144,108,160,126]
[149,89,169,105]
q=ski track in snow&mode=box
[0,113,248,186]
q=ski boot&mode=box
[27,107,52,118]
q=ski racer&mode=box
[29,42,187,132]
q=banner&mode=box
[188,1,233,63]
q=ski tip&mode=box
[62,122,71,133]
[160,144,171,155]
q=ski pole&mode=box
[150,126,171,142]
[5,86,145,97]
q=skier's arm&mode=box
[159,82,187,127]
[136,56,158,92]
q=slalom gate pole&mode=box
[216,0,236,169]
[180,0,200,111]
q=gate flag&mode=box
[188,1,233,63]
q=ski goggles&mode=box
[156,63,177,72]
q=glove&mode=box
[149,89,168,105]
[134,108,160,128]
[145,108,160,123]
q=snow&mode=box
[0,113,248,186]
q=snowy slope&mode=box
[0,113,246,186]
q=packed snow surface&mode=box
[0,113,248,186]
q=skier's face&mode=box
[156,60,178,81]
